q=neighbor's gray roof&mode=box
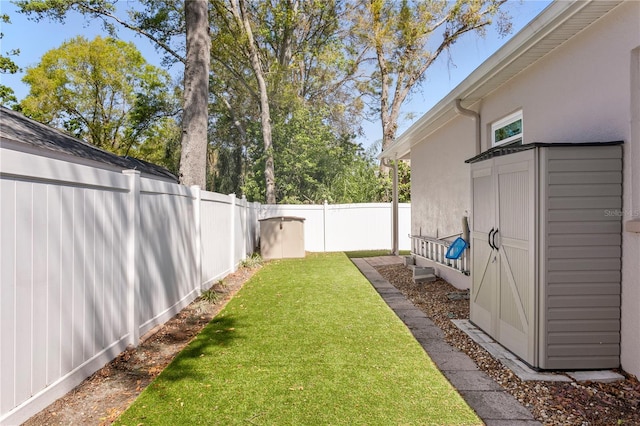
[0,106,178,182]
[381,0,623,160]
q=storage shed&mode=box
[259,216,306,260]
[467,142,622,370]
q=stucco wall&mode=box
[626,42,640,382]
[478,2,635,149]
[410,116,476,240]
[409,1,640,378]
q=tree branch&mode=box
[75,3,187,64]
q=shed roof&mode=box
[381,0,623,160]
[0,106,178,182]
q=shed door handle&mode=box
[488,228,496,250]
[492,228,499,250]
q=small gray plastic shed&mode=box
[259,216,306,260]
[467,142,622,370]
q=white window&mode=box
[491,110,523,147]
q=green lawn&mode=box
[344,249,411,258]
[116,253,480,426]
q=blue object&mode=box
[445,237,468,260]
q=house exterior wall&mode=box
[409,2,640,377]
[410,117,475,240]
[410,118,475,289]
[627,44,640,382]
[477,2,635,150]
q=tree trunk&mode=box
[179,0,210,188]
[261,95,276,204]
[232,0,276,203]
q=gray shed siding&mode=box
[539,145,622,369]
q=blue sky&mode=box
[1,0,551,150]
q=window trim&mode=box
[491,110,523,147]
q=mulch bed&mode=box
[375,263,640,426]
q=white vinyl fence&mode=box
[260,202,411,252]
[1,147,407,425]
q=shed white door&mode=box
[471,151,536,364]
[470,161,496,336]
[494,153,536,363]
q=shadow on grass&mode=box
[151,315,245,383]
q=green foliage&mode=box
[0,14,20,107]
[242,105,392,204]
[200,288,221,304]
[207,0,366,200]
[328,152,382,204]
[19,36,181,170]
[240,253,263,268]
[14,0,116,24]
[376,160,411,203]
[15,1,189,176]
[0,54,19,74]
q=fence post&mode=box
[191,185,202,292]
[323,200,328,252]
[254,201,261,254]
[242,195,248,261]
[123,170,140,348]
[229,193,236,273]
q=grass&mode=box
[345,249,411,258]
[115,253,480,426]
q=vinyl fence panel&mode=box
[1,150,131,425]
[325,203,392,251]
[259,203,411,252]
[138,178,199,338]
[200,191,234,288]
[233,196,247,264]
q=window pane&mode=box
[494,118,522,143]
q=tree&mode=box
[224,0,277,203]
[20,36,180,166]
[376,159,411,202]
[0,14,20,107]
[329,141,394,203]
[240,105,393,204]
[209,0,362,202]
[17,1,365,198]
[16,0,210,187]
[351,0,510,153]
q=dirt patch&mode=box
[23,266,260,426]
[375,263,640,426]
